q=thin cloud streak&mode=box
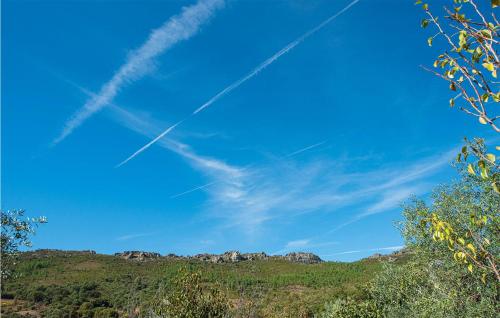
[117,0,360,166]
[53,0,224,145]
[285,141,326,158]
[116,120,185,167]
[170,181,217,199]
[115,232,157,241]
[322,245,404,257]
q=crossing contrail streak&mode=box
[284,141,326,158]
[116,120,185,167]
[118,0,360,166]
[170,181,217,199]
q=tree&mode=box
[1,209,47,281]
[417,0,499,132]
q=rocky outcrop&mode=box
[191,251,245,263]
[365,247,410,262]
[115,251,160,261]
[242,252,268,261]
[284,252,323,264]
[114,250,322,264]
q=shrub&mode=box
[148,268,230,317]
[317,298,381,318]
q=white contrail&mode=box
[116,119,185,167]
[285,141,326,158]
[194,0,360,114]
[52,0,224,145]
[170,181,217,199]
[118,0,360,166]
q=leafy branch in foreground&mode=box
[417,0,499,132]
[1,209,47,281]
[405,139,499,283]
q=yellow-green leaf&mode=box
[468,264,473,273]
[493,182,500,194]
[480,167,488,179]
[467,164,476,175]
[427,37,433,46]
[466,243,476,254]
[483,62,495,72]
[486,153,496,163]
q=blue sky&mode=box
[2,0,494,261]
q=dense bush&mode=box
[317,298,381,318]
[147,268,230,317]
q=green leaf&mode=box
[423,3,429,10]
[461,146,467,155]
[468,264,473,273]
[427,37,433,46]
[421,19,429,28]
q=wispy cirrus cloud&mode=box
[53,0,224,145]
[117,0,361,166]
[108,105,455,235]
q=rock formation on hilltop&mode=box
[284,252,323,264]
[114,250,323,264]
[114,251,161,261]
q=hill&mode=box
[1,249,409,317]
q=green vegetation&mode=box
[0,250,403,317]
[2,1,498,317]
[316,141,499,317]
[1,209,46,281]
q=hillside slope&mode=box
[1,250,409,317]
